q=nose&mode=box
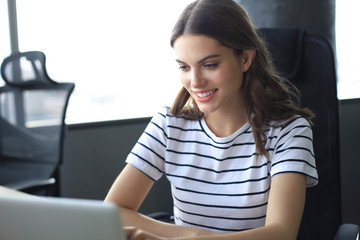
[190,68,205,89]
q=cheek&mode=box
[180,74,190,88]
[223,65,244,83]
[214,68,238,84]
[219,71,244,90]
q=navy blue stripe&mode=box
[168,125,203,132]
[159,107,192,120]
[275,146,315,158]
[175,216,258,232]
[174,185,271,197]
[165,161,268,174]
[277,124,311,144]
[150,122,256,150]
[137,142,165,160]
[167,137,255,150]
[167,173,269,185]
[271,158,316,169]
[151,119,255,151]
[144,132,166,148]
[294,134,313,142]
[174,204,266,221]
[280,116,304,131]
[199,120,253,145]
[276,133,313,150]
[149,121,168,138]
[129,152,163,175]
[267,135,278,140]
[157,112,166,118]
[166,149,258,161]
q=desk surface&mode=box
[0,185,35,197]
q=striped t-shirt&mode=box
[126,106,318,232]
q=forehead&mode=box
[174,34,221,47]
[173,34,228,61]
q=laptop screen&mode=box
[0,195,125,240]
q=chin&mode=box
[197,105,219,115]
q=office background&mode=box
[1,0,359,227]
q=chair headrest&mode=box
[1,51,54,87]
[259,28,305,80]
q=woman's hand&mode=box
[125,226,168,240]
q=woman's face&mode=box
[173,34,251,117]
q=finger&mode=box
[125,227,150,240]
[124,226,137,238]
[126,228,162,240]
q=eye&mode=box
[178,65,190,72]
[204,63,218,69]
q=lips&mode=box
[193,89,218,102]
[195,89,217,98]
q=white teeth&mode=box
[196,90,216,98]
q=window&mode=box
[0,0,10,74]
[15,0,193,124]
[3,1,359,125]
[336,1,360,100]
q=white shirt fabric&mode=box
[126,106,318,232]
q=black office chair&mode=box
[0,51,74,196]
[148,28,359,239]
[258,28,359,240]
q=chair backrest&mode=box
[0,51,75,194]
[260,28,341,240]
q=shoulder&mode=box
[265,116,315,165]
[267,116,318,187]
[267,116,313,140]
[269,115,311,129]
[150,106,200,131]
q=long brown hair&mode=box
[170,0,314,158]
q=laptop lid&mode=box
[0,195,126,240]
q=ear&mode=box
[241,49,256,72]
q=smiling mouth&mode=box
[195,89,218,98]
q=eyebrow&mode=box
[176,54,221,64]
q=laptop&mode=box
[0,195,126,240]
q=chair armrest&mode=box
[334,223,360,240]
[4,178,56,195]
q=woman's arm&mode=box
[105,164,153,213]
[104,164,215,238]
[119,172,307,240]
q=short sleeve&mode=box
[125,107,169,181]
[270,117,319,187]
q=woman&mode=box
[105,0,318,239]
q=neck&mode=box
[204,105,247,138]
